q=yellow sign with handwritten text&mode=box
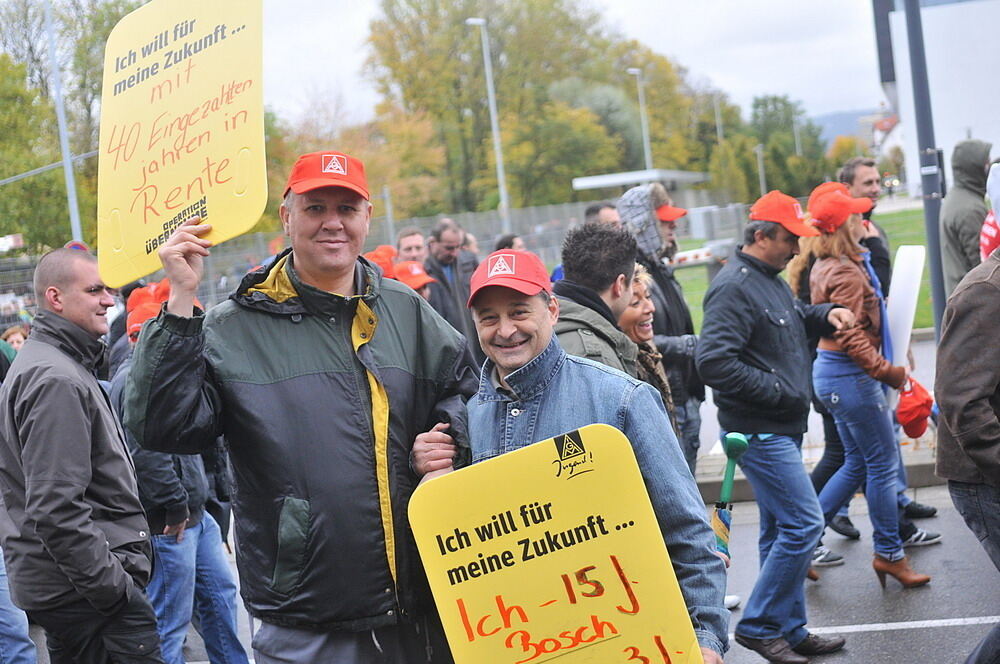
[409,424,703,664]
[97,0,266,287]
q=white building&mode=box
[875,0,999,195]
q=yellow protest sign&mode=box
[97,0,266,287]
[409,424,703,664]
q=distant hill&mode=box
[812,108,881,146]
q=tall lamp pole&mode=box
[903,0,946,336]
[45,0,83,242]
[713,93,725,144]
[466,17,511,234]
[627,67,654,171]
[753,143,767,197]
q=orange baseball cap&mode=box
[127,301,162,338]
[363,245,397,279]
[749,190,820,237]
[656,204,688,222]
[897,377,933,439]
[283,150,369,200]
[807,182,873,234]
[395,261,436,291]
[467,250,552,307]
[126,280,200,317]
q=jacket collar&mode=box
[287,257,375,318]
[736,246,783,278]
[478,335,565,402]
[552,280,618,328]
[233,248,380,317]
[30,310,106,371]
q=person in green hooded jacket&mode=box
[941,139,992,295]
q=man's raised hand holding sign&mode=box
[159,218,212,317]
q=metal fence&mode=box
[0,194,752,319]
[367,190,749,271]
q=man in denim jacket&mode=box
[414,249,729,663]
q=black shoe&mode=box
[829,515,861,539]
[904,501,938,519]
[735,634,809,663]
[792,633,847,656]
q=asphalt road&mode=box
[721,484,999,664]
[27,485,996,664]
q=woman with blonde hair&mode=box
[617,264,675,424]
[807,182,931,589]
[1,325,27,352]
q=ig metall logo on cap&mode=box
[487,253,515,278]
[322,154,348,175]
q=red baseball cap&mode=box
[363,245,397,279]
[656,204,688,222]
[749,190,820,237]
[127,301,162,338]
[807,182,873,234]
[283,150,369,200]
[467,250,552,307]
[897,377,934,439]
[395,261,436,291]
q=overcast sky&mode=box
[261,0,889,126]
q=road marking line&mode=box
[809,616,1000,635]
[730,615,999,640]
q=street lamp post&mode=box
[713,93,725,144]
[903,0,946,336]
[753,143,767,197]
[44,0,83,242]
[626,67,654,171]
[466,17,511,235]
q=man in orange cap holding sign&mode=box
[124,150,476,663]
[697,191,854,663]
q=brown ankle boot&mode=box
[873,554,931,588]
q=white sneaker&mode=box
[812,545,845,566]
[724,594,741,610]
[902,528,942,547]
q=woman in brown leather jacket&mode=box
[805,183,931,589]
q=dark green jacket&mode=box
[941,139,992,294]
[125,252,476,631]
[553,297,639,378]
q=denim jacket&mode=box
[468,336,729,656]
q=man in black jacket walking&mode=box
[697,192,852,664]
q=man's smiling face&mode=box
[472,287,559,380]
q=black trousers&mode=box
[27,588,164,664]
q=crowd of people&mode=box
[0,146,995,664]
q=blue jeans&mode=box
[148,513,248,664]
[735,433,824,646]
[673,396,702,475]
[950,481,1000,664]
[0,550,36,664]
[814,352,904,560]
